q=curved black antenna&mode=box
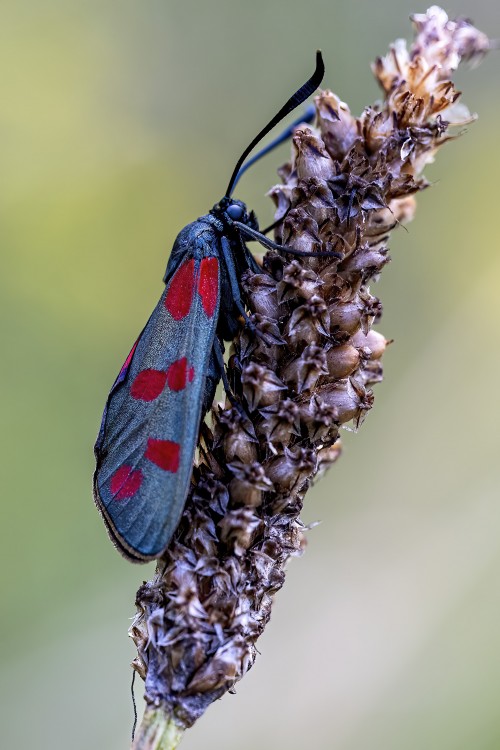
[225,50,325,198]
[230,103,316,192]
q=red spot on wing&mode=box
[130,369,168,401]
[145,439,180,473]
[110,465,143,500]
[198,257,219,318]
[166,357,195,391]
[119,339,139,377]
[164,259,195,320]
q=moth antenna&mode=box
[225,51,325,198]
[230,103,316,191]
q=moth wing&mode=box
[94,235,220,561]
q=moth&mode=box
[94,52,327,562]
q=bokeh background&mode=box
[1,1,499,748]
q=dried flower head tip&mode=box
[130,11,491,747]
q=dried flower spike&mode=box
[130,9,491,749]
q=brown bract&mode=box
[130,6,490,739]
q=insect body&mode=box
[94,53,325,562]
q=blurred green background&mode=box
[1,1,499,748]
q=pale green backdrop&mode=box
[1,1,499,748]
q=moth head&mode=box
[212,197,258,230]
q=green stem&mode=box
[131,707,184,750]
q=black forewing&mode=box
[93,225,221,561]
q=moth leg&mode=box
[234,221,342,260]
[201,344,223,417]
[212,337,236,403]
[241,236,262,274]
[220,236,266,341]
[258,213,290,238]
[212,337,251,422]
[220,235,248,314]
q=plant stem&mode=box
[131,707,184,750]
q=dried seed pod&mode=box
[314,268,349,305]
[316,89,360,162]
[351,328,388,359]
[257,398,300,447]
[242,271,279,318]
[182,505,218,557]
[186,637,250,693]
[265,446,317,494]
[227,460,273,507]
[291,178,335,226]
[198,471,230,517]
[327,156,390,225]
[267,182,294,222]
[360,291,383,330]
[241,362,287,410]
[317,378,374,427]
[277,260,322,302]
[292,127,335,181]
[329,296,365,335]
[339,240,389,279]
[359,358,384,386]
[325,343,360,379]
[281,344,329,393]
[248,313,285,346]
[283,295,330,345]
[281,208,323,256]
[218,506,263,555]
[214,407,259,464]
[298,394,339,442]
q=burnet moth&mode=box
[93,52,327,562]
